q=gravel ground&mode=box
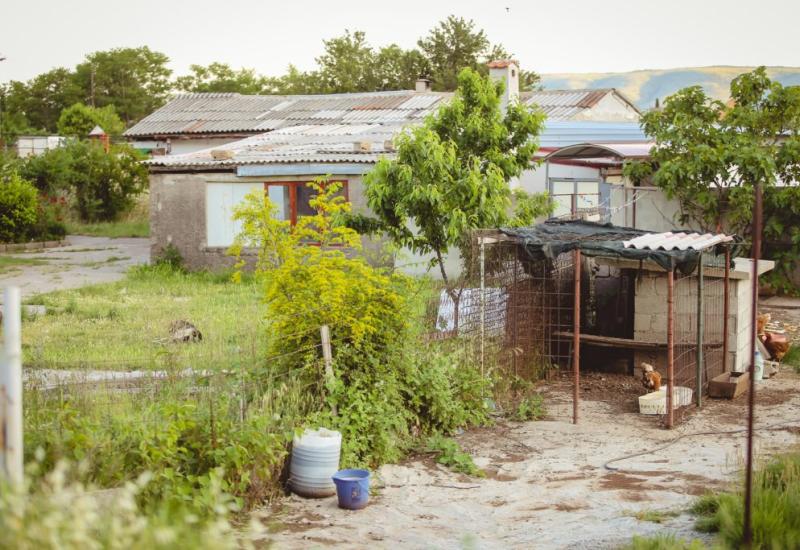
[261,370,800,549]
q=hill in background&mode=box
[541,66,800,109]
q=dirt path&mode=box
[0,236,149,300]
[262,371,800,549]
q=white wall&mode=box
[169,137,242,156]
[205,182,263,247]
[512,163,601,194]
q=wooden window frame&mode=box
[264,180,349,226]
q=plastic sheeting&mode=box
[500,220,736,274]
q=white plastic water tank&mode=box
[289,428,342,497]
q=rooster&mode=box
[641,362,662,392]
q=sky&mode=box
[1,0,798,82]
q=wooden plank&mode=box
[553,331,723,351]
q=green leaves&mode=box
[359,67,548,284]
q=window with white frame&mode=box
[205,183,262,247]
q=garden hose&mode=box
[603,418,800,471]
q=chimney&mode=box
[487,60,520,113]
[415,78,432,93]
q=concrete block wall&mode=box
[150,171,371,271]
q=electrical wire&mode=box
[603,418,800,471]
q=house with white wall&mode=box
[141,61,658,272]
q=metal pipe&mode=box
[666,268,675,429]
[573,249,581,425]
[723,247,731,371]
[743,183,763,546]
[696,254,704,407]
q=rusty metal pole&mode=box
[743,183,763,547]
[666,267,675,429]
[722,247,731,372]
[573,249,581,425]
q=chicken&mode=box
[641,362,662,392]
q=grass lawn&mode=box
[782,345,800,373]
[21,265,267,371]
[65,219,150,238]
[0,255,48,275]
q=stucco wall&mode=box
[150,171,369,271]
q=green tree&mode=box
[351,68,549,303]
[57,103,125,137]
[0,170,39,243]
[1,68,82,135]
[626,66,800,291]
[315,30,379,93]
[74,47,172,125]
[374,45,430,91]
[417,16,490,91]
[174,62,269,94]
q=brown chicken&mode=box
[641,362,662,392]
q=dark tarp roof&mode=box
[500,220,737,274]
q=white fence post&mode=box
[320,325,336,416]
[1,287,23,486]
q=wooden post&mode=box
[666,269,675,429]
[696,254,704,407]
[1,287,23,486]
[320,325,336,416]
[573,249,581,425]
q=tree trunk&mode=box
[436,248,462,332]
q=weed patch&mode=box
[425,435,484,477]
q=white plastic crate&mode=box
[638,386,694,415]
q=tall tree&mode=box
[350,68,549,303]
[374,45,430,91]
[57,103,125,137]
[626,66,800,289]
[417,16,490,91]
[2,68,82,134]
[316,30,379,93]
[74,47,172,125]
[175,62,269,94]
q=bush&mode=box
[57,103,125,138]
[0,171,39,242]
[20,140,148,222]
[231,178,490,468]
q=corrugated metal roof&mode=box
[520,89,641,121]
[147,123,404,169]
[126,91,450,137]
[624,232,734,252]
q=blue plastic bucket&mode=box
[332,469,370,510]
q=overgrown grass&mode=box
[65,219,150,238]
[687,451,800,548]
[0,255,48,274]
[65,193,149,238]
[626,509,681,524]
[620,534,706,550]
[21,264,265,371]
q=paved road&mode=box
[0,236,149,300]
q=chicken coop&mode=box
[462,220,773,428]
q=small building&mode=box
[141,62,647,272]
[14,135,66,157]
[468,221,773,427]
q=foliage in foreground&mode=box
[232,179,491,468]
[0,159,66,243]
[0,462,257,550]
[689,451,800,549]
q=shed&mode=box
[467,220,773,428]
